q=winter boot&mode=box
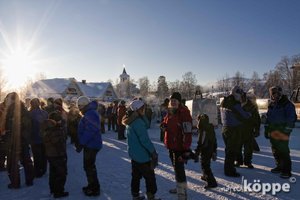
[132,192,145,200]
[146,192,161,200]
[132,195,145,200]
[53,191,69,198]
[176,182,187,200]
[204,175,218,189]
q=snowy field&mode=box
[0,122,299,200]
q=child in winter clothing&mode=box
[194,114,218,189]
[122,99,160,200]
[42,111,68,198]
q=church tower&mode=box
[120,68,130,83]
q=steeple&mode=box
[120,67,130,83]
[122,68,127,75]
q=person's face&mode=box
[169,99,180,109]
[270,91,280,101]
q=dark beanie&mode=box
[170,92,182,102]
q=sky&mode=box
[0,0,300,90]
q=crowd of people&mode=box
[0,85,297,200]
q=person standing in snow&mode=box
[29,98,48,178]
[42,111,68,198]
[123,99,160,200]
[5,92,34,188]
[235,92,261,169]
[265,86,297,178]
[161,92,193,200]
[117,100,127,140]
[105,103,114,131]
[194,114,218,189]
[76,96,102,196]
[220,86,251,177]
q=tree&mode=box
[156,76,169,100]
[265,70,283,93]
[180,72,197,100]
[168,80,180,95]
[275,56,293,94]
[138,76,150,98]
[232,71,245,88]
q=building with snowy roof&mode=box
[26,78,118,102]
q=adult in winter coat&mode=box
[29,98,48,178]
[42,111,68,198]
[265,86,297,178]
[220,86,251,177]
[117,100,127,140]
[235,92,261,168]
[76,96,102,196]
[194,114,218,189]
[123,99,160,200]
[161,92,193,200]
[5,92,34,188]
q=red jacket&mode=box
[162,105,192,151]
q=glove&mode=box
[212,152,217,161]
[264,126,270,139]
[75,144,83,153]
[150,151,158,169]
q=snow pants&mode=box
[270,137,291,174]
[83,147,100,191]
[31,143,47,177]
[48,156,67,194]
[222,126,242,175]
[237,126,254,165]
[131,160,157,197]
[169,150,187,183]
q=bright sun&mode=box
[1,48,37,90]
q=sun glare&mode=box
[1,48,37,90]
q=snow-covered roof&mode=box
[77,82,111,98]
[27,78,72,98]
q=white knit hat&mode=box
[77,96,90,110]
[129,99,144,111]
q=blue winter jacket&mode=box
[30,108,48,144]
[124,113,155,163]
[266,95,296,134]
[78,101,103,150]
[220,95,251,127]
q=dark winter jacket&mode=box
[123,111,155,163]
[30,108,48,144]
[266,95,296,135]
[220,95,251,127]
[162,105,193,151]
[78,101,102,150]
[5,101,32,157]
[242,99,261,135]
[42,119,67,157]
[196,123,217,153]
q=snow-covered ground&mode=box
[0,122,299,200]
